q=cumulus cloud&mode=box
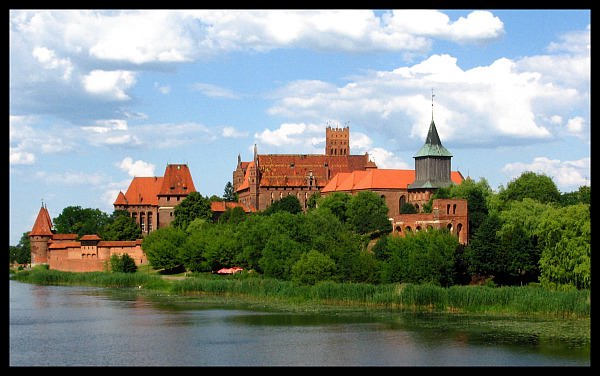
[82,70,136,100]
[32,46,73,81]
[10,148,35,165]
[254,122,324,147]
[154,82,171,94]
[33,171,106,185]
[566,116,586,136]
[502,156,590,191]
[117,157,156,177]
[367,148,411,169]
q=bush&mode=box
[110,253,138,273]
[291,250,336,285]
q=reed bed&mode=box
[11,268,590,318]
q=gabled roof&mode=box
[322,169,465,193]
[158,164,196,196]
[80,234,101,241]
[414,119,453,158]
[236,160,254,192]
[30,205,54,236]
[120,176,164,206]
[113,191,128,206]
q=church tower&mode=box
[408,93,454,190]
[29,203,54,266]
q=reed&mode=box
[11,268,590,318]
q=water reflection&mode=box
[9,280,589,367]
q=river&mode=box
[8,279,590,367]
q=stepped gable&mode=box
[121,176,164,206]
[30,205,54,236]
[158,164,196,196]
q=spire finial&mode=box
[431,88,435,121]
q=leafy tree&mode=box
[263,195,302,215]
[259,233,305,280]
[102,213,141,241]
[537,204,590,289]
[497,225,538,286]
[381,229,458,286]
[53,206,111,238]
[560,185,591,206]
[400,202,417,214]
[463,213,502,282]
[141,226,187,272]
[172,192,213,229]
[218,206,247,224]
[316,192,351,222]
[499,171,561,205]
[10,232,31,265]
[291,250,336,285]
[306,192,320,210]
[110,253,137,273]
[223,181,238,202]
[346,191,392,235]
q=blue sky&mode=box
[9,9,590,246]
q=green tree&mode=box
[537,204,590,289]
[110,253,138,273]
[102,213,141,241]
[499,171,561,205]
[223,181,238,202]
[218,206,247,224]
[382,229,458,286]
[9,232,31,265]
[306,192,320,210]
[291,250,336,285]
[463,212,502,282]
[53,206,111,238]
[346,191,392,235]
[263,195,302,215]
[317,192,351,222]
[172,192,213,229]
[141,226,187,272]
[560,185,591,206]
[399,202,417,214]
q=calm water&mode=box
[9,279,590,367]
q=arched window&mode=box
[453,204,457,214]
[427,225,433,231]
[415,204,419,212]
[447,204,451,214]
[395,226,402,233]
[405,226,412,232]
[399,195,406,214]
[457,223,463,238]
[447,223,453,232]
[416,226,421,232]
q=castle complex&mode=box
[29,109,469,271]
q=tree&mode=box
[10,232,31,265]
[463,213,502,282]
[53,206,111,238]
[141,226,188,272]
[399,202,417,214]
[537,204,590,289]
[346,191,392,235]
[172,192,213,230]
[499,171,561,205]
[316,192,351,222]
[560,185,591,206]
[263,195,302,215]
[102,212,141,241]
[306,192,320,210]
[110,253,138,273]
[223,181,238,202]
[218,206,247,224]
[291,250,336,285]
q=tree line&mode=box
[10,172,590,290]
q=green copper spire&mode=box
[413,119,453,158]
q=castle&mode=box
[29,109,468,270]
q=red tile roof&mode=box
[80,234,101,241]
[158,164,196,196]
[52,234,78,241]
[321,169,464,192]
[119,176,164,206]
[113,191,128,205]
[30,206,53,236]
[211,201,256,213]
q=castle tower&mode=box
[29,203,54,266]
[325,126,350,156]
[157,163,196,229]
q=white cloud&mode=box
[565,116,586,136]
[9,148,35,165]
[367,147,411,169]
[117,157,156,177]
[33,171,105,185]
[32,46,73,81]
[154,82,171,94]
[192,83,239,98]
[222,126,248,138]
[82,70,136,100]
[502,156,590,191]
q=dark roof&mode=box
[414,119,453,158]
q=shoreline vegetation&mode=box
[10,266,590,318]
[10,266,590,345]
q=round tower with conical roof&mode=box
[29,203,54,266]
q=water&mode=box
[9,279,590,366]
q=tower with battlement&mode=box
[325,126,350,156]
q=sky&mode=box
[9,9,591,246]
